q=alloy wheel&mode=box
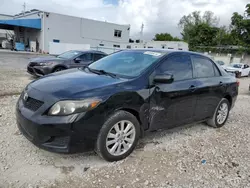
[216,103,229,124]
[106,120,136,156]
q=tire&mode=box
[95,110,140,162]
[53,66,66,72]
[206,98,230,128]
[236,72,241,78]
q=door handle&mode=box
[219,81,223,86]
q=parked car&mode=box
[216,60,226,69]
[16,49,238,162]
[224,63,250,78]
[27,50,107,76]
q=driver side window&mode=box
[78,53,93,61]
[156,55,193,81]
[244,64,249,69]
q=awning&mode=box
[0,19,41,30]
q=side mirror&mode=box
[154,74,174,84]
[75,58,81,63]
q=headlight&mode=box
[48,98,102,116]
[39,62,54,66]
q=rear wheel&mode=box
[53,66,66,72]
[236,72,241,78]
[95,110,140,162]
[207,98,230,128]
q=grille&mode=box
[27,67,34,73]
[29,62,38,67]
[23,97,44,111]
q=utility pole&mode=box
[23,2,26,15]
[140,23,144,43]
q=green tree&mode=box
[178,11,220,50]
[178,11,218,42]
[153,33,181,41]
[231,4,250,47]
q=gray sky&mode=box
[0,0,248,39]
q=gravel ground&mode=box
[0,52,250,188]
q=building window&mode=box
[113,44,120,48]
[114,30,122,38]
[126,45,131,49]
[53,39,60,43]
[99,44,104,46]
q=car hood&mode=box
[225,67,241,72]
[30,56,65,63]
[28,69,128,99]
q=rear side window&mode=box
[156,55,193,81]
[94,54,106,61]
[192,56,219,78]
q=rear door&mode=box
[191,55,225,121]
[149,54,198,130]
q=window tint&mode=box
[214,64,221,77]
[244,64,249,68]
[89,51,166,77]
[156,55,193,81]
[231,64,242,68]
[79,53,93,61]
[94,54,105,61]
[192,56,217,78]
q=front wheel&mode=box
[95,110,140,162]
[207,98,230,128]
[53,66,66,72]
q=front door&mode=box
[149,54,197,130]
[242,64,250,76]
[71,53,94,68]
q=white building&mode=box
[0,14,14,47]
[127,41,188,51]
[0,10,130,53]
[0,10,188,53]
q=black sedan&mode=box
[27,50,107,76]
[16,49,238,161]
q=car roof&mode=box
[121,49,210,58]
[70,50,107,55]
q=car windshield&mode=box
[88,50,166,77]
[230,64,242,68]
[57,51,81,59]
[217,61,225,65]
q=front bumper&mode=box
[27,65,52,77]
[15,95,100,153]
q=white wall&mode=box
[14,12,41,19]
[0,14,13,20]
[127,41,189,51]
[43,12,130,53]
[49,42,90,55]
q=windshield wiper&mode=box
[96,69,117,78]
[84,67,117,78]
